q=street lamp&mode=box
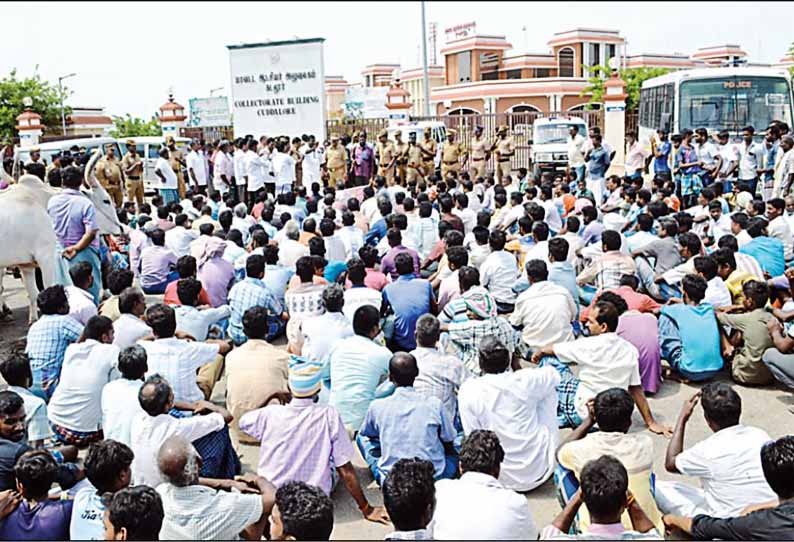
[210,87,223,97]
[58,72,77,136]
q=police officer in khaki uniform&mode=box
[376,129,397,184]
[419,127,437,179]
[121,139,145,208]
[166,136,187,199]
[468,125,490,180]
[492,125,516,183]
[406,132,425,183]
[393,130,409,185]
[325,135,347,188]
[95,144,124,207]
[441,129,466,179]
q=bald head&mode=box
[389,352,418,387]
[157,436,200,487]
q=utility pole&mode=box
[421,0,431,117]
[58,72,76,136]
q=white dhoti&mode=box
[654,480,709,517]
[587,176,606,205]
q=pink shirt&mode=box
[197,258,235,308]
[238,398,355,495]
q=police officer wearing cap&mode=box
[166,135,187,199]
[122,139,145,208]
[419,127,437,178]
[469,125,490,179]
[441,128,466,179]
[376,129,397,184]
[492,124,516,183]
[393,130,409,185]
[325,135,347,188]
[406,132,425,183]
[95,144,125,207]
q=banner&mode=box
[343,87,390,120]
[188,96,231,127]
[227,38,325,139]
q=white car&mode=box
[531,117,587,177]
[14,137,122,173]
[387,121,447,169]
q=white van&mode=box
[387,121,446,169]
[117,136,191,195]
[14,137,122,172]
[530,117,588,177]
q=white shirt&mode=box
[157,483,263,541]
[554,333,641,420]
[410,217,439,260]
[540,199,563,232]
[361,197,381,226]
[186,150,207,186]
[244,150,268,192]
[480,250,520,304]
[66,286,97,326]
[704,276,732,309]
[141,337,220,404]
[523,240,550,266]
[736,229,752,248]
[101,378,144,447]
[625,231,659,253]
[8,385,49,443]
[212,151,232,192]
[510,281,576,349]
[48,340,119,432]
[768,215,794,261]
[561,232,584,265]
[155,157,178,190]
[302,146,323,185]
[343,287,382,322]
[233,149,247,185]
[433,471,538,540]
[301,311,354,364]
[625,141,650,175]
[270,150,296,187]
[734,251,764,279]
[709,214,733,243]
[113,314,152,349]
[70,485,105,541]
[130,412,224,487]
[453,207,477,236]
[174,304,231,342]
[338,225,364,260]
[739,141,765,180]
[278,238,309,268]
[674,424,778,517]
[323,233,347,263]
[567,133,586,167]
[697,140,720,167]
[165,225,198,258]
[458,367,560,491]
[718,143,740,178]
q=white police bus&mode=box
[638,66,794,143]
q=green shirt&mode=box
[717,308,774,385]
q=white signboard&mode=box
[228,38,325,139]
[444,22,476,42]
[343,86,390,119]
[188,96,231,127]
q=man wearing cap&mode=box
[122,140,145,208]
[376,130,397,184]
[419,127,437,178]
[96,144,125,207]
[492,125,516,184]
[406,132,425,183]
[166,136,187,200]
[238,355,390,525]
[325,136,347,188]
[393,130,409,185]
[441,129,466,179]
[469,126,489,179]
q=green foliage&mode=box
[788,42,794,79]
[109,114,162,138]
[582,65,672,111]
[0,69,70,139]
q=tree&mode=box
[109,114,162,138]
[0,69,70,139]
[582,65,672,111]
[788,42,794,78]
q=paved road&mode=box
[1,278,791,539]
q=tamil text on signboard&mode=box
[227,38,325,139]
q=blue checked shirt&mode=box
[24,315,83,399]
[227,277,283,345]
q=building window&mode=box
[559,48,574,77]
[457,51,471,83]
[505,69,522,80]
[605,44,616,67]
[535,68,551,78]
[448,107,478,116]
[588,43,600,68]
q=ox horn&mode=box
[0,146,15,185]
[83,148,101,188]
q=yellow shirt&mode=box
[725,269,759,304]
[442,142,463,163]
[377,141,396,166]
[419,138,437,162]
[471,137,488,160]
[496,137,516,158]
[96,156,123,186]
[121,153,144,178]
[326,146,346,169]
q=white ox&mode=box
[0,150,122,323]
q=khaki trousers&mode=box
[126,179,144,206]
[196,354,225,400]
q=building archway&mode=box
[507,104,542,114]
[558,47,575,77]
[567,102,602,112]
[446,107,481,116]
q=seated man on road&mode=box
[173,278,230,342]
[541,455,661,540]
[101,485,164,541]
[656,382,778,519]
[0,353,50,448]
[238,356,389,525]
[459,337,560,492]
[382,458,436,540]
[382,252,437,351]
[300,285,353,364]
[163,255,212,307]
[532,300,670,435]
[432,430,539,539]
[663,435,794,540]
[556,388,663,534]
[138,228,179,295]
[228,254,288,346]
[65,261,98,326]
[357,352,458,485]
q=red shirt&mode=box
[580,285,661,321]
[163,280,212,306]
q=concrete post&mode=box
[602,72,627,177]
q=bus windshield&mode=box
[534,123,585,145]
[679,76,793,133]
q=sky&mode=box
[3,1,793,120]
